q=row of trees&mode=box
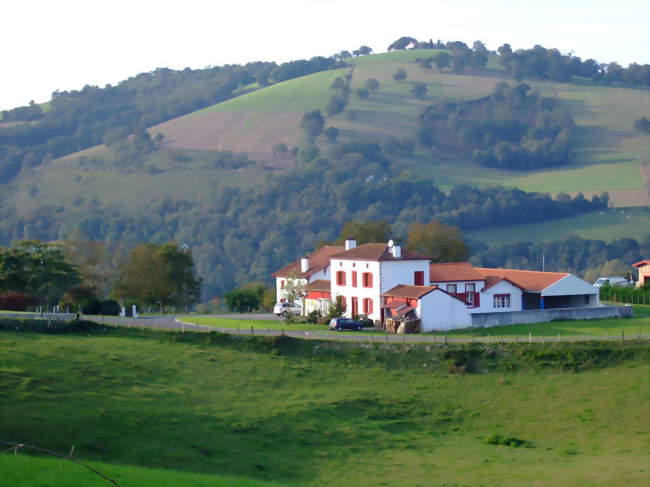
[0,240,201,312]
[419,82,575,170]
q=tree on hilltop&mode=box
[393,69,407,81]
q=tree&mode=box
[298,144,320,163]
[388,36,418,51]
[330,76,346,90]
[334,221,392,245]
[633,116,650,132]
[354,45,373,56]
[411,83,428,98]
[224,288,260,312]
[434,52,451,70]
[272,142,289,155]
[0,240,81,306]
[325,94,347,116]
[300,110,325,138]
[113,242,201,309]
[451,53,466,73]
[364,78,380,91]
[356,87,370,99]
[406,221,470,263]
[324,126,339,143]
[393,69,407,81]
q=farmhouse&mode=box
[273,239,606,332]
[632,260,650,288]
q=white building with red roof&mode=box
[632,260,650,288]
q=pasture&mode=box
[1,319,649,486]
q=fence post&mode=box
[621,330,624,342]
[444,335,448,344]
[529,331,532,344]
[237,325,240,336]
[385,331,388,344]
[487,334,490,344]
[250,326,254,337]
[557,332,560,342]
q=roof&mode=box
[332,243,430,262]
[475,267,568,292]
[481,275,523,292]
[429,262,485,282]
[632,260,650,268]
[306,280,331,292]
[272,246,344,278]
[382,284,439,299]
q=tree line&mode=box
[0,240,201,313]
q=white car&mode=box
[273,302,302,316]
[593,277,632,288]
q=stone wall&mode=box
[470,305,632,328]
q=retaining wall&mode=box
[470,305,632,328]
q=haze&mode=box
[3,0,649,110]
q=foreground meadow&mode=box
[1,321,649,486]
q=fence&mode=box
[600,287,650,305]
[470,305,632,328]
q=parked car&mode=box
[593,277,633,288]
[274,302,302,316]
[329,317,364,331]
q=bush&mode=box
[484,434,533,448]
[0,292,39,311]
[100,299,121,316]
[81,297,102,315]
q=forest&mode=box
[419,82,575,170]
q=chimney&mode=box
[345,239,357,251]
[390,245,401,259]
[300,256,309,273]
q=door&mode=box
[351,297,358,317]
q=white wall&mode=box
[472,280,523,314]
[416,290,472,331]
[330,259,382,321]
[542,274,599,305]
[275,268,329,304]
[379,260,430,293]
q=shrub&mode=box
[100,299,121,316]
[81,297,102,315]
[484,434,533,448]
[0,292,39,311]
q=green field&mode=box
[2,319,649,486]
[0,454,288,487]
[468,207,650,245]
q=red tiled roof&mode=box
[632,260,650,268]
[272,246,344,278]
[475,267,568,292]
[481,275,522,292]
[332,243,430,261]
[382,284,438,299]
[306,280,331,292]
[429,262,485,282]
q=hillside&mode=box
[148,50,650,206]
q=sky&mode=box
[2,0,649,110]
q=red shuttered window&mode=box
[336,271,346,286]
[414,271,424,286]
[362,272,373,288]
[351,271,357,287]
[363,298,373,314]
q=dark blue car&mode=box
[329,317,363,331]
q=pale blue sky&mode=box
[2,0,649,110]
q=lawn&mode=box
[181,315,330,332]
[1,321,649,486]
[467,207,650,245]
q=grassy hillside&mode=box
[468,207,650,246]
[2,322,649,486]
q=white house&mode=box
[329,240,430,322]
[271,245,344,304]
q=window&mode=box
[362,272,373,288]
[493,294,511,308]
[465,283,475,306]
[465,283,475,293]
[351,297,358,316]
[584,295,590,305]
[446,284,457,293]
[336,271,346,286]
[351,271,357,287]
[280,280,285,289]
[363,298,373,314]
[414,271,424,286]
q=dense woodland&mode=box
[0,146,607,297]
[419,82,575,170]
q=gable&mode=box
[542,274,598,296]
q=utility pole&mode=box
[542,253,545,272]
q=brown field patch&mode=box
[149,110,303,164]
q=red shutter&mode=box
[351,297,358,316]
[363,273,373,288]
[414,271,424,286]
[337,271,347,286]
[363,298,373,314]
[352,271,357,287]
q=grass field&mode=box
[2,319,649,486]
[468,207,650,245]
[0,454,289,487]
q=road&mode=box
[4,312,650,344]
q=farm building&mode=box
[272,239,606,332]
[632,260,650,287]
